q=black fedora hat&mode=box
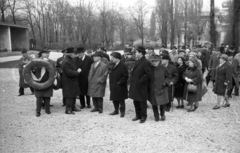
[111,52,121,59]
[76,47,85,53]
[135,45,146,54]
[92,51,103,57]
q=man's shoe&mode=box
[165,107,170,112]
[65,111,75,114]
[120,112,125,118]
[155,118,160,122]
[109,111,119,115]
[73,107,81,112]
[91,108,99,112]
[80,106,85,109]
[132,116,141,121]
[18,94,24,96]
[46,111,51,114]
[212,105,220,110]
[223,103,230,107]
[176,105,181,109]
[87,105,91,108]
[36,112,40,117]
[50,104,53,107]
[140,117,147,123]
[181,105,184,109]
[99,110,103,114]
[160,115,166,121]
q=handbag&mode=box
[187,83,197,93]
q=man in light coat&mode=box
[88,52,108,113]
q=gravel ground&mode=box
[0,60,240,153]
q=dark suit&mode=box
[75,55,94,107]
[129,56,151,119]
[109,61,128,113]
[56,56,66,105]
[62,55,79,112]
[165,63,178,110]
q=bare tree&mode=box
[210,0,216,46]
[0,0,8,22]
[232,0,240,53]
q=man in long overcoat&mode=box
[56,49,67,106]
[88,52,108,114]
[75,47,94,109]
[227,53,240,97]
[208,50,221,84]
[33,49,55,117]
[109,52,128,117]
[129,46,152,123]
[18,49,34,96]
[62,47,81,114]
[161,54,178,111]
[148,55,171,121]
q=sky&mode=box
[68,0,226,11]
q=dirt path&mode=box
[0,61,240,153]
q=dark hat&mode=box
[162,50,169,55]
[21,49,27,54]
[161,54,170,60]
[226,51,234,57]
[111,52,121,59]
[135,45,146,54]
[177,56,186,62]
[161,45,165,48]
[189,57,198,66]
[76,47,85,53]
[149,55,161,61]
[178,50,185,54]
[92,51,103,57]
[61,48,67,53]
[66,47,75,53]
[148,47,154,50]
[99,47,106,52]
[38,49,50,57]
[171,46,177,49]
[220,54,228,61]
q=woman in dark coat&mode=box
[148,55,170,121]
[213,54,232,109]
[174,56,187,109]
[183,58,203,112]
[62,48,81,114]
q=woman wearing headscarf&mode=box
[174,56,188,109]
[183,58,203,112]
[212,54,232,109]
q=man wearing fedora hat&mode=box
[161,54,178,112]
[109,52,128,117]
[62,47,82,114]
[75,47,94,109]
[56,48,67,106]
[129,45,152,123]
[148,55,171,121]
[88,51,108,114]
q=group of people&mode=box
[18,44,240,123]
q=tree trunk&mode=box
[1,8,5,22]
[170,0,174,48]
[210,0,216,47]
[232,0,240,53]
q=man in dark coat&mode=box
[75,47,94,109]
[109,52,128,117]
[208,50,221,84]
[56,48,67,106]
[148,55,171,121]
[62,47,81,114]
[18,49,34,96]
[129,46,152,123]
[161,54,178,111]
[33,49,55,117]
[88,52,108,114]
[227,53,240,97]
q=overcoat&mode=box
[229,59,240,88]
[88,61,108,97]
[19,56,31,88]
[183,66,203,104]
[56,56,64,74]
[74,55,94,95]
[129,56,152,101]
[148,64,171,106]
[174,64,187,98]
[208,51,220,80]
[62,55,79,98]
[109,61,128,101]
[213,62,232,96]
[166,63,178,102]
[34,59,55,98]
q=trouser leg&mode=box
[44,97,50,113]
[113,101,119,112]
[72,98,76,110]
[36,97,43,113]
[160,105,166,117]
[19,87,24,95]
[63,97,66,105]
[152,105,159,119]
[133,101,141,118]
[30,87,34,93]
[92,97,97,109]
[79,95,85,107]
[86,95,91,106]
[66,98,73,112]
[97,97,103,111]
[139,101,147,118]
[119,100,125,113]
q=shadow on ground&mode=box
[0,60,20,68]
